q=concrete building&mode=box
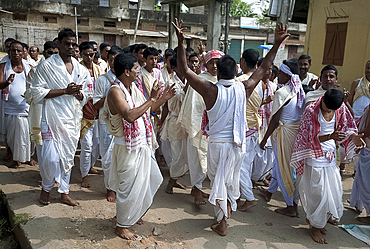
[305,0,370,89]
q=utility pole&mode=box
[134,0,143,43]
[223,0,231,54]
[74,7,79,44]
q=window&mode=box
[77,18,89,26]
[99,0,109,7]
[78,33,89,44]
[71,0,81,4]
[322,22,348,66]
[129,0,138,9]
[104,21,116,27]
[104,34,116,45]
[43,16,57,23]
[13,14,27,21]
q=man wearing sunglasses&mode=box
[79,41,104,189]
[30,28,89,207]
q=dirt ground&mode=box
[0,143,368,249]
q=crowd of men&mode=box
[0,19,369,244]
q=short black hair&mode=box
[217,55,236,79]
[134,43,148,54]
[114,53,138,78]
[143,47,159,59]
[79,42,94,52]
[44,41,57,51]
[158,49,162,54]
[303,85,314,94]
[108,45,123,59]
[189,53,198,60]
[323,88,344,110]
[90,41,97,46]
[122,46,131,53]
[164,49,174,59]
[21,42,29,50]
[272,65,279,77]
[242,49,259,68]
[283,59,299,75]
[169,55,177,68]
[128,44,136,54]
[10,40,22,49]
[321,65,338,76]
[58,28,76,42]
[73,43,79,48]
[100,42,111,52]
[5,38,15,44]
[298,54,312,64]
[257,57,264,67]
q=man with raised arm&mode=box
[291,89,365,244]
[31,28,89,206]
[173,19,289,236]
[103,53,174,240]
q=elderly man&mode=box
[29,46,40,65]
[103,53,174,240]
[291,89,364,244]
[31,28,89,206]
[174,19,289,236]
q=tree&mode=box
[229,0,256,18]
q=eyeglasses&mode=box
[83,53,95,58]
[47,51,58,55]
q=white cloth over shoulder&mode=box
[30,54,89,173]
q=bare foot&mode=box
[165,178,186,194]
[60,194,80,206]
[192,187,207,205]
[115,226,138,240]
[309,226,327,244]
[275,206,297,217]
[81,176,90,188]
[238,199,257,212]
[257,187,272,202]
[106,189,116,202]
[38,189,50,205]
[211,219,227,236]
[29,158,38,166]
[327,218,338,226]
[190,187,210,198]
[263,179,270,187]
[356,216,370,224]
[9,161,21,168]
[136,218,144,225]
[88,167,101,174]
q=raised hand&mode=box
[343,88,350,103]
[150,80,161,100]
[309,78,318,88]
[275,22,290,44]
[160,83,176,102]
[171,18,187,43]
[198,41,206,54]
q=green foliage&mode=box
[13,213,29,225]
[229,0,256,18]
[257,7,274,27]
[154,5,161,11]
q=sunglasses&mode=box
[47,51,58,55]
[83,53,95,58]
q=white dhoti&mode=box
[300,163,343,228]
[208,142,245,221]
[252,139,274,181]
[239,132,258,201]
[350,147,370,216]
[187,136,207,190]
[5,114,31,162]
[80,120,100,178]
[169,138,188,178]
[109,144,163,227]
[161,139,172,166]
[99,123,114,190]
[37,139,71,194]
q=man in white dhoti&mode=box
[298,54,318,87]
[236,49,261,211]
[177,49,221,205]
[291,89,365,244]
[103,53,174,240]
[31,28,89,206]
[259,59,305,217]
[350,104,370,224]
[161,54,189,194]
[79,41,104,188]
[93,45,122,202]
[174,19,289,236]
[0,40,32,168]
